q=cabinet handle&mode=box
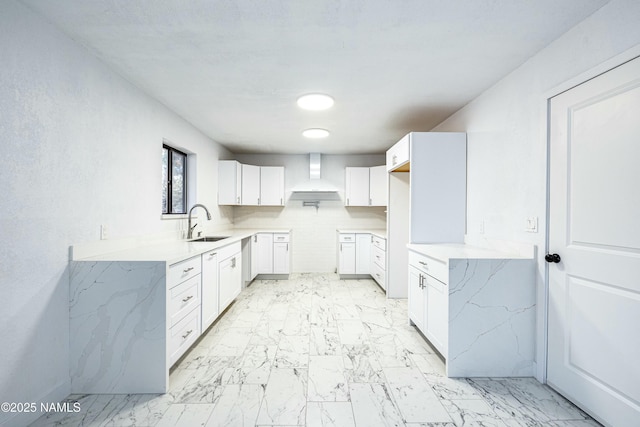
[286,243,288,251]
[231,257,236,268]
[237,196,240,204]
[183,267,194,273]
[346,198,349,206]
[340,243,342,252]
[392,154,397,165]
[369,198,372,205]
[254,235,257,242]
[258,197,260,205]
[280,198,283,205]
[209,252,217,257]
[182,329,193,339]
[182,295,193,302]
[418,261,428,268]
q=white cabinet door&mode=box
[218,160,242,205]
[345,167,370,206]
[355,234,371,275]
[219,252,241,312]
[260,166,285,206]
[250,234,259,280]
[256,233,274,274]
[201,250,219,330]
[273,242,289,274]
[425,274,447,355]
[386,134,410,172]
[338,242,356,274]
[369,165,387,206]
[241,164,260,205]
[408,266,425,331]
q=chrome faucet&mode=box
[187,204,212,239]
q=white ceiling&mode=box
[21,0,608,154]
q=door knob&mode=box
[545,253,561,263]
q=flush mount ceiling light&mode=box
[302,128,330,138]
[297,94,334,110]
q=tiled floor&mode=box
[32,274,600,426]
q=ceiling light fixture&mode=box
[297,94,334,110]
[302,128,330,139]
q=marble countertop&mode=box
[407,243,533,262]
[76,228,291,264]
[337,229,387,239]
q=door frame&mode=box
[540,44,640,383]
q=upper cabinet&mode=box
[345,165,387,206]
[260,166,285,206]
[218,161,285,206]
[218,160,242,205]
[241,164,260,206]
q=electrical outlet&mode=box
[525,216,538,233]
[100,224,108,240]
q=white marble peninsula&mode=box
[68,229,287,394]
[407,243,536,378]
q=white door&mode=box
[256,233,274,274]
[369,165,387,206]
[407,266,425,331]
[273,242,289,274]
[339,242,356,274]
[201,251,219,330]
[548,56,640,427]
[355,234,371,275]
[260,166,284,206]
[250,234,259,280]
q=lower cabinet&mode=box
[337,232,370,276]
[218,242,242,313]
[201,249,219,331]
[252,231,290,277]
[408,265,425,331]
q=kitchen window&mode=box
[162,144,187,214]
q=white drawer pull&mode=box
[182,329,193,339]
[209,252,216,257]
[182,295,193,303]
[183,267,194,273]
[418,261,428,267]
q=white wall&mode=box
[432,0,640,380]
[233,154,386,272]
[0,1,232,425]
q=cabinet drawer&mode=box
[372,235,386,251]
[371,262,386,289]
[408,251,448,283]
[169,307,201,366]
[168,274,201,327]
[339,233,356,243]
[273,232,290,243]
[372,245,386,270]
[168,256,201,288]
[386,134,410,172]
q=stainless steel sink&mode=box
[190,236,228,242]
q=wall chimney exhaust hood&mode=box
[290,153,340,198]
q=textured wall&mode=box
[0,2,231,425]
[234,154,387,272]
[432,0,640,380]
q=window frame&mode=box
[162,144,188,215]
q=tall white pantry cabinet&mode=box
[386,132,467,298]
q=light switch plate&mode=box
[525,216,538,233]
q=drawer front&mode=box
[168,274,201,327]
[168,256,201,288]
[273,232,290,243]
[169,307,201,366]
[408,251,448,284]
[372,245,386,270]
[339,233,356,243]
[371,262,386,289]
[372,235,386,251]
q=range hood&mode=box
[291,153,340,193]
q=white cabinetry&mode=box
[370,234,386,289]
[201,249,219,331]
[218,160,242,205]
[337,232,374,276]
[345,167,370,206]
[260,166,285,206]
[407,244,535,377]
[218,242,242,313]
[369,165,387,206]
[168,256,202,366]
[241,164,261,206]
[386,132,466,299]
[251,232,290,277]
[345,166,387,206]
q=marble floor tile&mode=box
[31,274,599,427]
[205,384,264,427]
[307,356,350,402]
[305,402,356,427]
[255,368,308,426]
[349,382,405,427]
